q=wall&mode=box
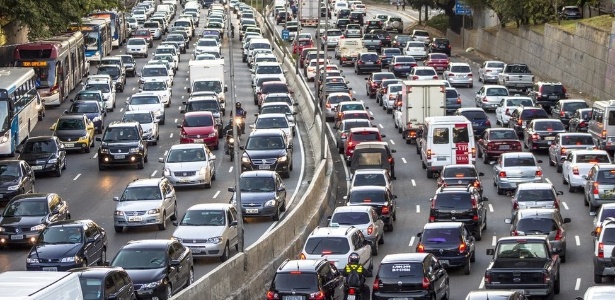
[448,20,615,101]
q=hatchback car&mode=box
[121,110,159,145]
[584,164,615,214]
[301,226,373,271]
[344,127,385,164]
[350,168,394,194]
[229,170,287,221]
[568,108,593,132]
[267,259,345,300]
[126,38,150,57]
[416,222,476,274]
[18,136,67,177]
[494,96,535,126]
[26,219,107,271]
[408,66,439,81]
[388,55,417,78]
[126,92,166,125]
[443,62,473,88]
[550,99,589,128]
[345,186,397,231]
[508,106,550,136]
[429,186,488,240]
[475,85,509,111]
[0,160,35,201]
[511,183,563,218]
[178,111,219,149]
[478,60,505,84]
[70,267,135,300]
[493,152,544,195]
[335,119,373,154]
[355,52,382,75]
[251,113,293,141]
[65,100,105,134]
[523,119,566,151]
[51,115,95,153]
[113,178,177,232]
[404,41,428,60]
[428,38,451,55]
[505,208,570,261]
[160,144,217,188]
[562,150,611,193]
[437,164,484,194]
[477,128,522,164]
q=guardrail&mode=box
[170,5,333,300]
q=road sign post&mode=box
[455,1,472,50]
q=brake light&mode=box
[448,73,455,77]
[326,103,331,108]
[512,230,519,236]
[532,134,541,140]
[468,73,473,77]
[456,97,461,104]
[432,75,439,79]
[485,69,492,73]
[459,242,467,253]
[499,171,506,178]
[427,149,432,160]
[367,224,374,235]
[505,108,510,115]
[594,182,600,195]
[394,64,401,68]
[554,229,563,241]
[347,288,356,295]
[560,147,566,155]
[412,76,419,80]
[485,120,491,127]
[572,166,579,175]
[309,291,325,300]
[518,119,522,125]
[347,141,353,147]
[599,242,604,258]
[341,133,347,138]
[560,110,565,117]
[267,291,279,300]
[487,143,493,150]
[417,243,425,252]
[484,273,491,284]
[429,215,435,222]
[482,96,488,102]
[471,197,478,209]
[602,130,607,139]
[300,253,306,259]
[422,277,430,289]
[513,201,518,209]
[381,206,390,215]
[375,60,381,65]
[373,278,381,291]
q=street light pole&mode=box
[319,4,329,160]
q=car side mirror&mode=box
[486,249,495,255]
[113,196,120,201]
[416,232,422,237]
[582,175,588,179]
[239,146,245,150]
[172,221,179,226]
[564,218,571,223]
[49,124,56,131]
[370,117,375,120]
[380,134,386,138]
[158,158,165,163]
[228,187,235,192]
[287,144,293,149]
[556,191,564,195]
[86,237,97,243]
[504,218,512,224]
[177,124,182,128]
[139,89,143,92]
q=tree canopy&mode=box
[0,0,123,40]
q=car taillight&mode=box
[456,97,461,104]
[471,197,478,209]
[594,182,600,195]
[49,84,59,94]
[347,287,356,295]
[512,230,519,236]
[382,206,390,215]
[484,273,491,284]
[448,73,455,77]
[485,69,492,73]
[422,277,430,289]
[505,108,510,115]
[560,110,565,117]
[512,201,518,209]
[300,253,306,259]
[532,133,541,140]
[482,96,488,102]
[459,242,467,253]
[554,200,559,209]
[599,242,604,258]
[487,143,493,150]
[267,291,279,300]
[535,170,542,176]
[427,149,432,160]
[485,120,491,127]
[560,147,566,155]
[518,119,522,125]
[572,166,579,175]
[412,76,419,80]
[602,130,607,139]
[347,141,353,147]
[417,243,425,252]
[309,291,325,300]
[554,229,563,241]
[429,215,435,222]
[579,121,587,127]
[432,75,438,79]
[468,73,473,77]
[499,171,506,178]
[394,64,402,68]
[376,60,381,65]
[367,224,373,235]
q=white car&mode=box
[321,29,344,49]
[121,110,159,144]
[251,62,284,82]
[306,59,327,81]
[160,144,217,188]
[474,85,509,111]
[300,226,373,270]
[328,206,384,255]
[250,52,277,67]
[252,73,285,89]
[140,64,172,88]
[383,83,402,114]
[562,150,612,192]
[126,38,149,58]
[408,66,438,81]
[146,60,175,78]
[259,102,297,130]
[132,10,147,23]
[194,38,221,57]
[83,75,116,111]
[152,53,178,71]
[154,45,180,66]
[126,92,166,125]
[478,60,505,84]
[495,96,535,126]
[140,78,172,107]
[404,41,428,60]
[353,3,367,14]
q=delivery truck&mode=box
[299,0,319,26]
[393,80,446,144]
[0,271,83,300]
[188,59,227,112]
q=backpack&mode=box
[346,269,362,287]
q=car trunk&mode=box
[489,259,549,285]
[504,166,539,179]
[377,263,424,293]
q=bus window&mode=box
[0,102,9,131]
[608,111,615,126]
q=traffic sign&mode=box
[282,29,290,41]
[455,1,472,15]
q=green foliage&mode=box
[426,13,449,32]
[0,0,123,39]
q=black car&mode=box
[436,164,484,195]
[337,8,351,19]
[111,239,194,300]
[97,65,125,93]
[568,108,592,132]
[275,11,291,24]
[0,193,70,246]
[267,259,345,299]
[70,266,136,300]
[240,129,293,178]
[0,160,35,201]
[65,100,106,133]
[96,121,148,170]
[26,219,107,271]
[229,170,287,221]
[523,119,566,151]
[118,55,136,77]
[368,29,392,47]
[320,7,331,18]
[345,186,397,231]
[388,55,417,78]
[392,34,412,50]
[372,253,450,300]
[429,38,451,56]
[416,222,476,274]
[560,6,582,20]
[349,12,364,26]
[508,106,550,136]
[528,82,568,112]
[336,18,351,30]
[465,290,529,300]
[429,186,488,240]
[379,48,402,68]
[355,52,381,75]
[550,99,589,128]
[364,20,382,33]
[18,136,67,177]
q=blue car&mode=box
[455,108,491,137]
[65,100,105,134]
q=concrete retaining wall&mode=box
[447,20,615,100]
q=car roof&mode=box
[486,128,516,132]
[248,128,286,137]
[482,84,507,89]
[465,290,520,299]
[277,259,326,273]
[58,114,85,120]
[184,111,214,117]
[240,170,277,178]
[448,62,469,67]
[353,169,388,176]
[169,144,206,151]
[333,206,374,215]
[500,152,535,158]
[127,178,163,187]
[26,136,57,142]
[47,219,92,228]
[186,203,233,211]
[124,239,172,248]
[457,108,485,112]
[442,164,476,170]
[593,164,615,170]
[516,182,554,190]
[349,185,387,192]
[558,99,586,104]
[257,113,287,118]
[9,192,56,202]
[70,266,126,277]
[423,222,464,230]
[380,253,429,264]
[350,127,379,133]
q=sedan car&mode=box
[50,115,95,153]
[408,66,439,81]
[454,108,491,137]
[403,41,428,60]
[423,53,449,73]
[388,55,417,78]
[229,170,287,221]
[493,152,544,195]
[494,96,535,126]
[110,239,194,300]
[0,160,36,201]
[547,132,595,172]
[172,203,238,261]
[65,100,105,133]
[26,220,107,271]
[523,119,566,151]
[562,150,611,192]
[251,113,293,141]
[113,178,177,232]
[550,99,589,128]
[475,85,509,111]
[126,37,150,57]
[478,60,505,84]
[18,136,66,177]
[159,144,216,188]
[477,128,522,164]
[345,186,397,231]
[510,182,563,218]
[443,62,473,88]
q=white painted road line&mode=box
[169,133,174,138]
[416,205,420,213]
[378,124,383,128]
[213,191,220,198]
[73,174,81,181]
[178,106,182,111]
[120,108,124,112]
[181,95,185,99]
[492,236,497,247]
[151,170,157,177]
[174,118,178,123]
[411,179,416,186]
[164,150,168,156]
[488,204,494,212]
[575,278,581,290]
[409,236,415,247]
[576,235,581,246]
[92,153,98,159]
[478,277,485,289]
[546,178,552,185]
[562,201,569,210]
[132,87,136,91]
[390,139,395,145]
[229,166,233,173]
[369,111,373,115]
[402,158,407,164]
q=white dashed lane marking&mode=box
[73,174,81,181]
[151,170,157,177]
[575,278,581,290]
[120,108,124,112]
[492,236,497,247]
[411,179,416,186]
[213,191,220,198]
[416,205,420,213]
[576,235,581,246]
[402,158,407,164]
[378,124,383,128]
[408,236,415,247]
[562,201,569,210]
[489,204,494,212]
[389,140,395,145]
[92,153,98,159]
[229,166,233,173]
[169,133,174,138]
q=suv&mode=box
[508,106,549,136]
[592,217,615,283]
[584,164,615,214]
[437,164,484,195]
[428,186,488,240]
[113,178,178,232]
[345,186,397,231]
[415,222,476,274]
[428,38,451,56]
[118,55,137,77]
[354,52,381,75]
[511,183,563,217]
[528,82,568,112]
[301,226,373,272]
[328,205,385,255]
[229,170,287,221]
[267,259,345,299]
[241,129,293,178]
[96,121,148,170]
[550,99,589,128]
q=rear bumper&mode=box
[496,177,543,190]
[484,284,551,296]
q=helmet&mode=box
[236,102,242,108]
[348,252,360,264]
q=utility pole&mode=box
[314,0,322,112]
[319,3,329,160]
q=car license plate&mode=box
[10,235,23,240]
[499,145,510,150]
[440,260,449,265]
[246,208,259,214]
[128,216,143,222]
[283,296,304,300]
[42,267,58,271]
[347,296,356,300]
[194,139,204,143]
[31,166,43,170]
[114,154,126,159]
[391,298,409,300]
[437,156,446,161]
[259,165,270,170]
[473,123,480,127]
[64,143,75,148]
[191,247,204,253]
[365,62,373,65]
[545,136,556,141]
[399,66,409,69]
[437,67,444,70]
[549,95,558,100]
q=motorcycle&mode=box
[344,286,362,300]
[234,111,246,134]
[224,129,235,161]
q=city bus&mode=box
[0,68,42,155]
[13,31,88,107]
[89,11,127,48]
[68,17,112,63]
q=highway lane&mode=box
[271,6,597,298]
[0,6,308,279]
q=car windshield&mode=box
[180,210,226,226]
[351,132,379,142]
[505,98,534,107]
[123,113,153,124]
[273,273,318,291]
[98,66,120,76]
[3,200,48,217]
[442,167,476,178]
[130,96,160,105]
[486,88,508,96]
[378,263,423,278]
[434,193,472,209]
[489,130,518,140]
[193,81,222,93]
[516,189,554,202]
[534,121,565,131]
[261,105,291,114]
[395,56,415,63]
[245,136,286,150]
[421,228,461,246]
[563,102,588,112]
[516,217,557,234]
[353,174,386,187]
[0,163,19,179]
[85,83,110,93]
[121,186,162,201]
[183,115,214,127]
[102,127,139,141]
[496,242,547,258]
[112,249,167,269]
[166,148,207,163]
[503,157,536,167]
[23,140,57,154]
[69,103,98,114]
[415,69,436,76]
[256,66,282,74]
[142,68,168,77]
[348,189,385,203]
[142,81,167,91]
[76,93,101,101]
[239,176,275,192]
[39,227,82,244]
[331,212,370,225]
[57,119,85,130]
[305,237,350,254]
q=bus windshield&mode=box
[85,32,99,51]
[33,63,56,89]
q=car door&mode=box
[319,262,344,299]
[475,87,484,105]
[55,195,69,220]
[429,255,447,298]
[103,274,117,300]
[584,167,597,200]
[116,271,134,300]
[275,174,286,201]
[475,189,486,226]
[495,99,504,121]
[84,223,103,264]
[371,208,384,237]
[354,231,371,267]
[166,243,182,292]
[548,135,559,162]
[227,207,239,248]
[20,162,34,192]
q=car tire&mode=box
[220,242,230,262]
[137,158,145,169]
[549,156,555,166]
[497,186,504,195]
[470,250,476,262]
[378,234,384,245]
[594,274,602,284]
[483,154,490,164]
[477,148,483,158]
[338,147,344,154]
[556,164,562,173]
[186,268,194,288]
[426,170,434,178]
[563,175,568,185]
[158,213,167,231]
[114,226,123,233]
[463,258,471,275]
[371,242,378,256]
[98,164,105,171]
[272,207,280,221]
[54,165,62,177]
[85,143,91,153]
[159,118,165,125]
[161,284,172,300]
[170,204,178,221]
[97,248,106,266]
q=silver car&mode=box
[350,169,394,194]
[121,110,159,145]
[475,85,509,111]
[126,38,149,58]
[159,144,216,188]
[325,93,353,121]
[478,60,505,84]
[510,182,563,217]
[443,62,473,88]
[505,208,570,261]
[113,178,178,232]
[328,205,385,255]
[547,132,594,172]
[172,203,239,261]
[493,152,544,195]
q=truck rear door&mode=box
[453,123,472,165]
[430,126,453,166]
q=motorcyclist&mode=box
[343,252,365,295]
[234,102,247,134]
[231,23,235,39]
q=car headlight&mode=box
[94,51,100,57]
[199,167,207,175]
[144,128,153,133]
[229,138,234,144]
[154,110,163,116]
[7,185,19,191]
[278,156,287,162]
[140,278,165,290]
[30,224,46,231]
[208,132,216,138]
[0,226,4,232]
[48,158,57,163]
[206,236,223,244]
[100,148,110,154]
[147,208,161,214]
[163,168,171,176]
[129,147,140,154]
[61,256,82,263]
[26,257,39,264]
[242,157,250,163]
[79,135,89,142]
[114,210,124,216]
[264,199,277,207]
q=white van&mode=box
[420,116,476,178]
[589,100,615,151]
[0,271,83,300]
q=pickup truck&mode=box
[335,39,368,66]
[484,236,560,299]
[497,64,535,93]
[361,34,381,53]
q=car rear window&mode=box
[576,154,610,163]
[561,135,593,145]
[521,109,548,119]
[445,90,458,98]
[415,69,436,76]
[353,173,386,187]
[442,167,476,178]
[273,273,318,290]
[373,73,396,81]
[486,62,505,68]
[597,170,615,184]
[503,157,536,167]
[348,189,386,203]
[361,53,379,61]
[421,228,461,246]
[450,65,471,73]
[262,84,289,94]
[599,208,615,222]
[378,263,423,278]
[351,131,379,142]
[533,121,565,131]
[408,42,425,48]
[505,98,534,107]
[434,193,473,209]
[430,53,448,59]
[562,102,588,112]
[460,111,488,120]
[540,85,564,94]
[343,121,370,131]
[489,130,517,140]
[516,189,555,202]
[395,56,416,63]
[516,217,557,234]
[331,212,370,225]
[602,228,615,244]
[304,237,350,254]
[486,88,508,96]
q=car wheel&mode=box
[378,234,384,245]
[482,153,490,165]
[54,165,62,177]
[474,226,482,241]
[158,213,167,230]
[161,284,172,300]
[477,147,483,158]
[556,164,562,173]
[114,226,123,233]
[549,156,555,166]
[338,146,344,154]
[97,248,106,266]
[98,164,105,171]
[272,207,280,221]
[61,158,66,170]
[497,186,504,195]
[186,268,194,288]
[470,250,476,262]
[85,142,91,153]
[371,241,378,256]
[170,204,178,221]
[463,258,471,275]
[137,158,145,169]
[426,170,434,178]
[594,274,602,284]
[585,195,590,206]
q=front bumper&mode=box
[241,204,278,217]
[26,262,83,271]
[241,160,290,173]
[165,173,208,187]
[60,140,89,151]
[114,213,163,227]
[98,153,144,167]
[179,136,218,148]
[181,242,226,257]
[0,231,41,245]
[134,283,170,300]
[126,49,148,56]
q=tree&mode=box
[0,0,123,39]
[408,0,435,25]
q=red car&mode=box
[424,53,450,73]
[178,111,219,149]
[293,38,314,55]
[133,29,153,47]
[477,128,522,164]
[344,127,384,165]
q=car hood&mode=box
[172,225,225,239]
[55,129,87,139]
[243,149,286,159]
[116,200,162,211]
[165,161,207,171]
[124,268,166,285]
[182,126,215,135]
[101,141,140,148]
[30,243,81,259]
[0,178,22,189]
[0,215,47,227]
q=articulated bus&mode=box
[68,17,112,63]
[89,11,127,48]
[0,68,42,155]
[13,31,88,107]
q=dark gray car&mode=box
[229,170,286,221]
